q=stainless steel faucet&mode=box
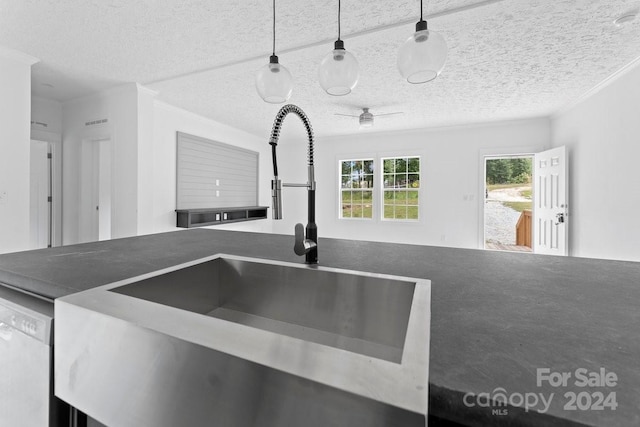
[268,104,318,264]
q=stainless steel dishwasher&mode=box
[0,284,73,427]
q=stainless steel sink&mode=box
[111,255,415,363]
[55,254,431,427]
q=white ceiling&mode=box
[2,0,640,138]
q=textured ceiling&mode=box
[2,0,640,138]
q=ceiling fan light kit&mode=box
[257,0,447,102]
[359,108,374,128]
[255,0,293,103]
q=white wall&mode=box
[275,118,550,249]
[137,87,157,236]
[0,48,38,254]
[150,101,273,234]
[108,84,142,239]
[62,84,143,244]
[60,85,273,244]
[31,96,62,136]
[552,61,640,262]
[50,61,639,262]
[63,90,108,244]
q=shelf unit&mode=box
[176,206,268,228]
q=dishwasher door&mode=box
[0,288,54,427]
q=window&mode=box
[339,159,374,219]
[382,156,420,220]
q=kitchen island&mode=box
[0,228,637,426]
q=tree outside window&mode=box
[382,157,420,220]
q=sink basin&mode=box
[55,254,431,427]
[111,255,414,363]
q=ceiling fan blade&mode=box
[334,113,360,117]
[375,112,404,117]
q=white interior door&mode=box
[80,138,112,242]
[29,140,50,249]
[533,146,568,255]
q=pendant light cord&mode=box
[421,0,424,21]
[272,0,276,56]
[338,0,341,40]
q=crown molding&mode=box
[0,45,39,66]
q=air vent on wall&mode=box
[85,118,108,127]
[31,121,48,128]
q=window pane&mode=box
[407,190,419,205]
[383,204,394,219]
[408,173,420,188]
[394,174,406,188]
[395,205,407,219]
[364,160,374,174]
[408,157,420,173]
[351,160,362,175]
[383,159,395,173]
[395,158,407,173]
[341,161,351,175]
[399,190,409,205]
[364,174,374,188]
[352,191,363,202]
[362,190,372,204]
[408,206,419,219]
[384,190,395,202]
[342,204,352,218]
[341,190,351,203]
[341,175,350,188]
[383,174,394,188]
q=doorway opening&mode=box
[30,139,62,249]
[29,140,52,249]
[484,155,533,252]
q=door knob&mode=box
[555,212,565,224]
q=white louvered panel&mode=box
[177,132,259,209]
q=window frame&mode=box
[337,158,375,220]
[380,155,421,222]
[337,154,422,223]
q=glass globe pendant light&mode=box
[318,0,359,96]
[397,0,447,84]
[255,0,292,103]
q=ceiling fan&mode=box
[334,107,403,128]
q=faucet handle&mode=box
[294,223,306,255]
[294,223,316,256]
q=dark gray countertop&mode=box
[0,228,637,426]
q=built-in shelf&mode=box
[176,206,268,228]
